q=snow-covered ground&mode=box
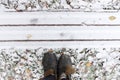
[0,48,120,80]
[0,0,120,12]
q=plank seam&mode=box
[0,24,120,26]
[0,39,120,42]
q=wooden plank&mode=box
[0,26,119,41]
[0,12,119,25]
[0,41,120,48]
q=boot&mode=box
[58,54,75,80]
[42,49,57,79]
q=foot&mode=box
[58,54,75,80]
[42,49,57,79]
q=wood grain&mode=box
[0,26,119,40]
[0,12,119,25]
[0,12,119,48]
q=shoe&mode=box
[58,54,75,80]
[42,49,57,79]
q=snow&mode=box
[0,0,120,12]
[0,48,119,80]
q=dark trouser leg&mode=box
[43,75,56,80]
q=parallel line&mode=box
[0,39,120,42]
[0,24,120,26]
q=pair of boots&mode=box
[41,49,75,80]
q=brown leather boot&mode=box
[42,49,58,79]
[58,54,75,80]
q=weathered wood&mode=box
[0,41,120,48]
[0,12,119,25]
[0,26,119,41]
